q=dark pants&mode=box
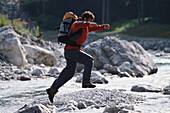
[51,49,94,90]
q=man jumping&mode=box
[46,11,110,103]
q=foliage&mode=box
[97,18,170,38]
[0,13,41,38]
[122,24,170,38]
[12,18,30,35]
[0,14,11,27]
[21,0,170,30]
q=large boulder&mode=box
[23,44,57,66]
[0,26,27,67]
[83,36,158,77]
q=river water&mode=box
[0,52,170,113]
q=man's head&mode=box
[81,11,95,22]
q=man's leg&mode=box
[64,49,95,87]
[47,55,76,103]
[51,58,77,90]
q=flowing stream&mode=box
[0,52,170,113]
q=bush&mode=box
[0,13,41,38]
[0,14,11,27]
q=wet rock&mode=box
[17,75,31,81]
[77,101,87,109]
[163,85,170,95]
[131,84,162,92]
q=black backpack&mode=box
[58,12,81,47]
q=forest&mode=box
[20,0,170,30]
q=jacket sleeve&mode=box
[88,25,105,32]
[71,21,90,32]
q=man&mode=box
[46,11,110,103]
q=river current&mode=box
[0,52,170,113]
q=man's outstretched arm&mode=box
[89,24,110,32]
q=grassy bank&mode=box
[97,19,170,39]
[122,24,170,38]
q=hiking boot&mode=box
[46,88,58,103]
[82,82,96,88]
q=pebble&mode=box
[17,89,145,113]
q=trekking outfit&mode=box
[51,20,106,91]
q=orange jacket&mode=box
[64,21,106,50]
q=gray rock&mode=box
[119,62,133,75]
[24,44,57,66]
[98,69,109,74]
[118,72,131,78]
[131,84,162,92]
[103,64,120,74]
[103,104,142,113]
[17,75,31,81]
[27,58,34,64]
[18,104,51,113]
[77,101,87,109]
[103,105,123,113]
[48,67,60,75]
[164,48,170,53]
[0,26,27,67]
[83,36,158,77]
[163,85,170,95]
[138,39,170,51]
[76,71,108,84]
[84,100,97,106]
[31,68,45,76]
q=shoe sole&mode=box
[82,85,96,88]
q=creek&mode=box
[0,52,170,113]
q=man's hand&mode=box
[89,22,97,27]
[104,24,110,29]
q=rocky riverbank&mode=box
[0,25,158,81]
[0,25,170,113]
[117,34,170,52]
[16,89,145,113]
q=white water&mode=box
[0,53,170,113]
